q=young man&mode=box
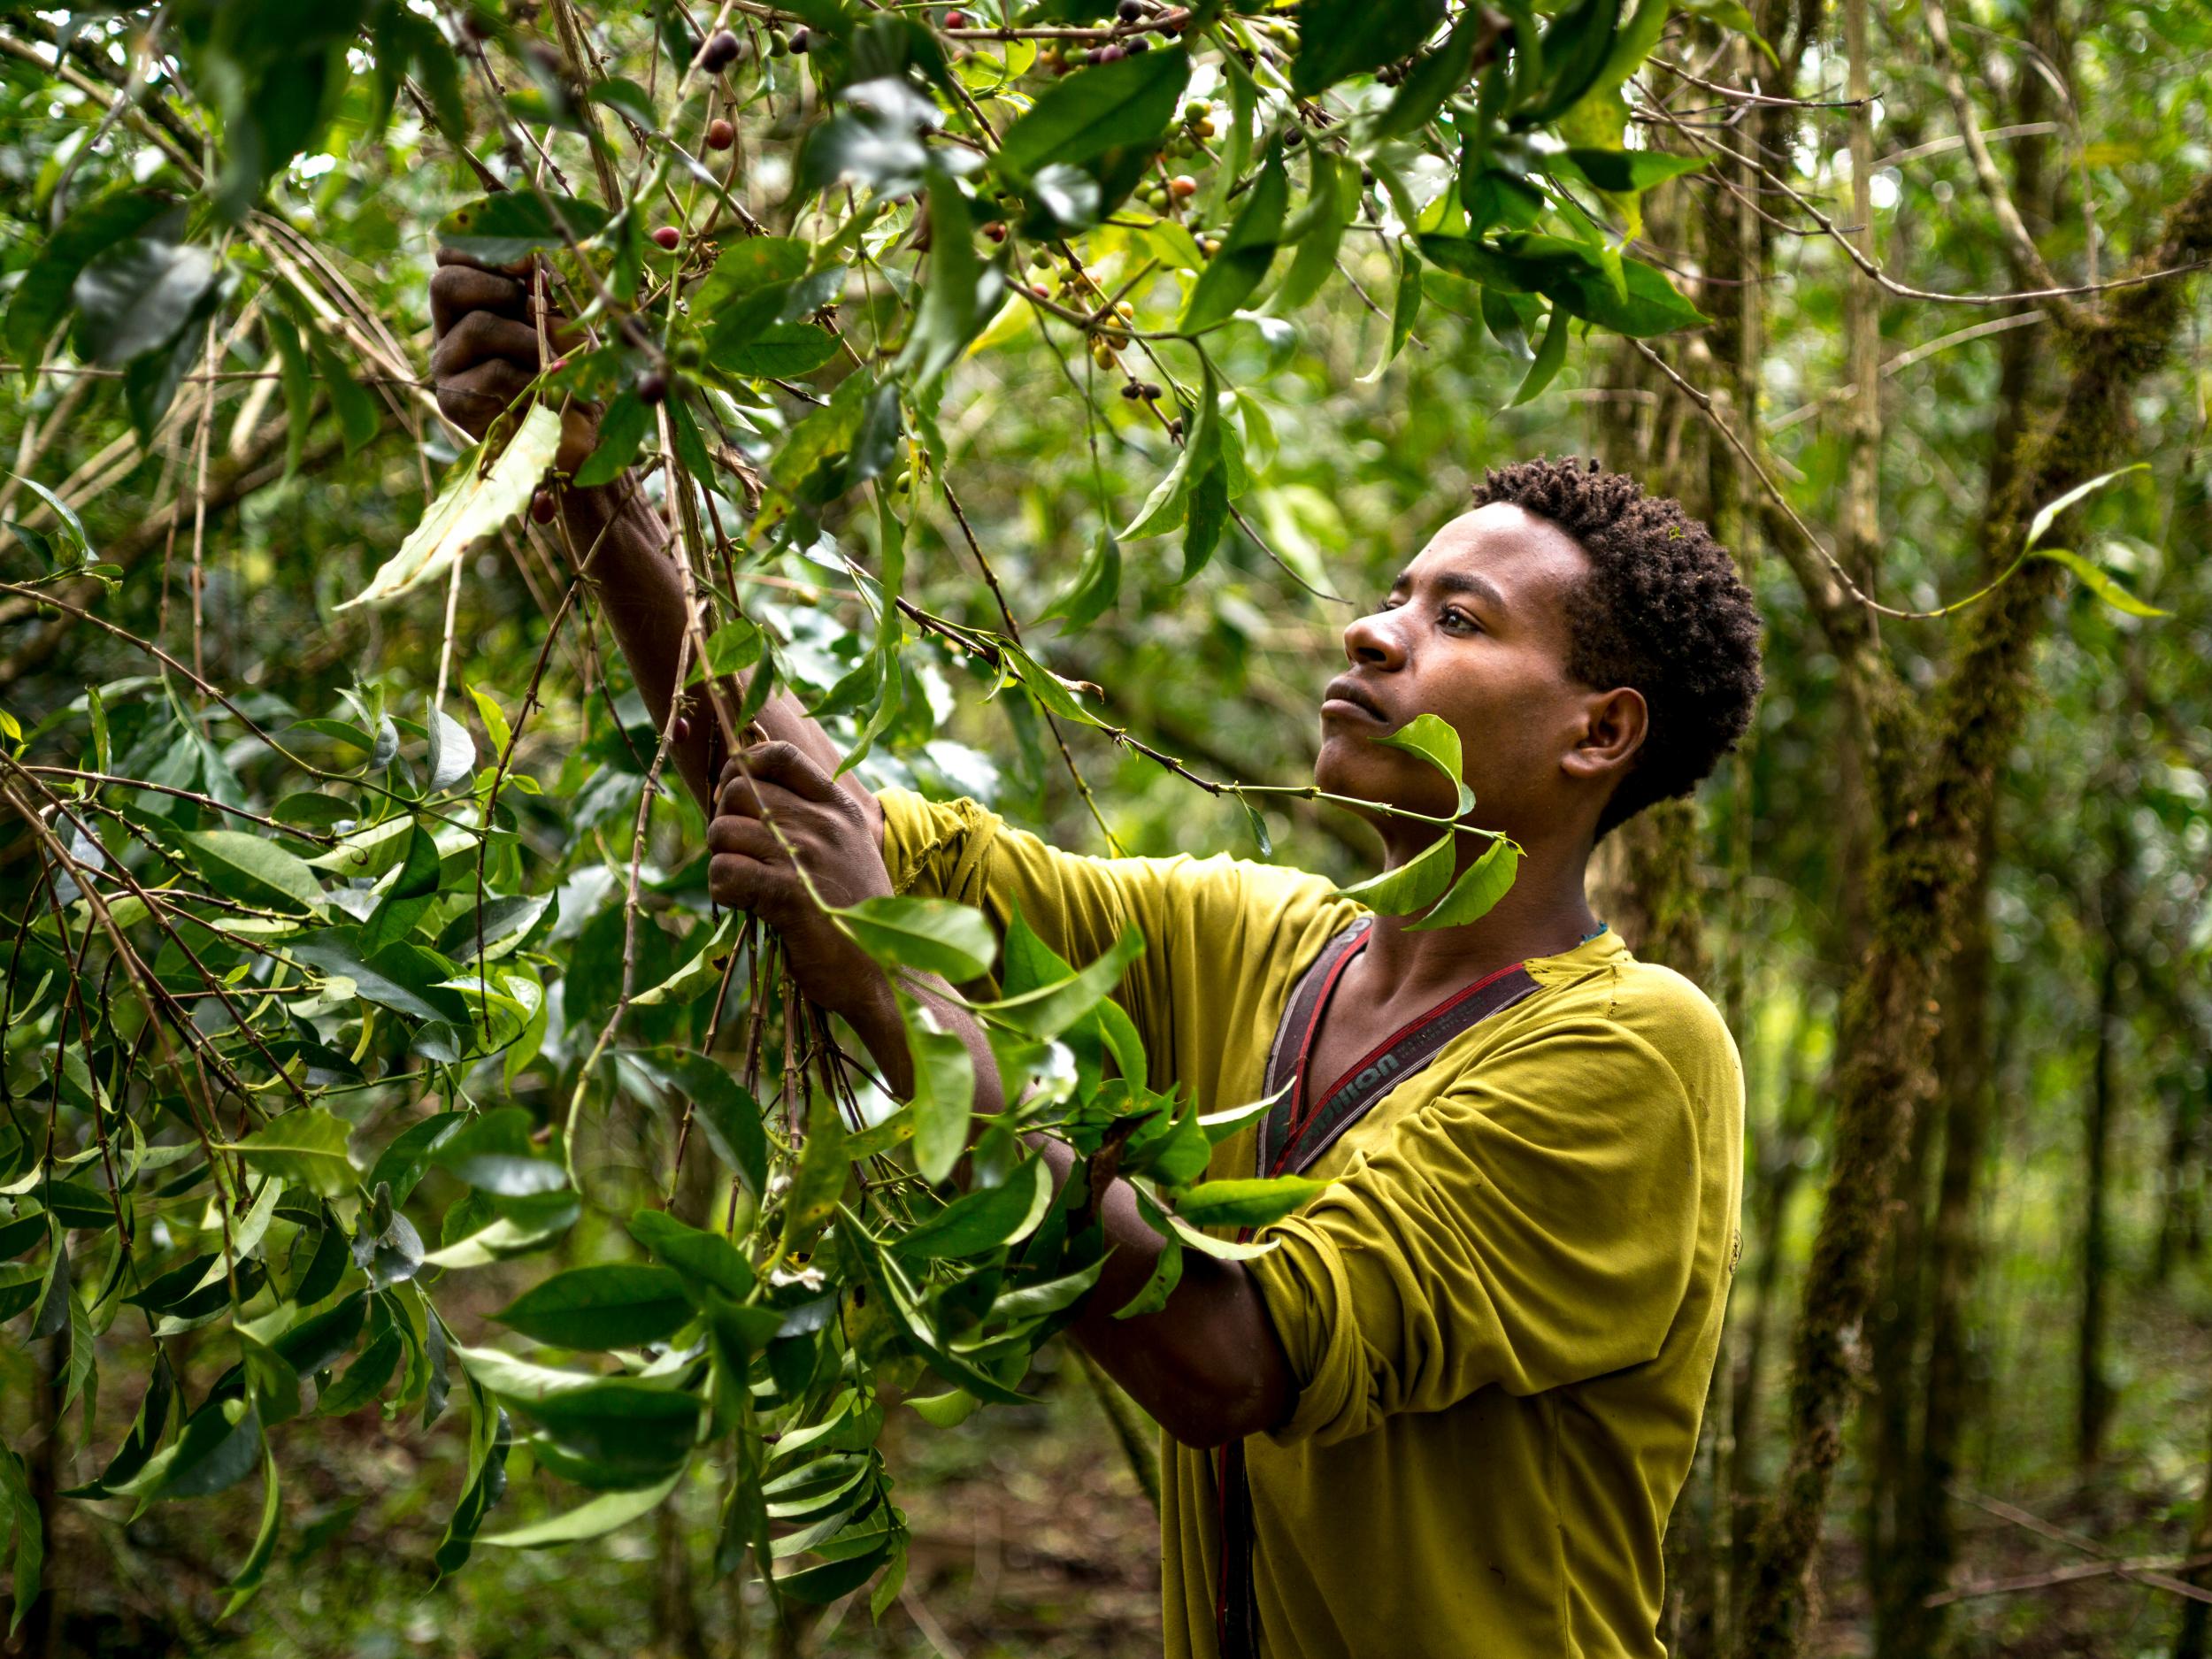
[431,252,1764,1658]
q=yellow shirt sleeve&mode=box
[875,786,1353,1102]
[1248,992,1710,1449]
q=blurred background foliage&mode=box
[1,0,2210,1656]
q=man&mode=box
[431,250,1763,1658]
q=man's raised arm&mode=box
[427,248,879,841]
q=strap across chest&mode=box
[1253,917,1545,1182]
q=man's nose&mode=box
[1342,610,1407,669]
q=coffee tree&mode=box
[0,0,1731,1631]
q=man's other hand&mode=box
[428,248,596,473]
[709,741,896,1018]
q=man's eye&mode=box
[1440,608,1478,632]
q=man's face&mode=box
[1315,503,1627,844]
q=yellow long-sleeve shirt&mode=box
[879,786,1745,1658]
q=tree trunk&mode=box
[2078,827,2129,1469]
[1889,814,1998,1656]
[1733,169,2212,1659]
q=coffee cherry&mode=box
[1098,42,1125,61]
[982,220,1008,242]
[706,117,735,150]
[699,28,741,73]
[769,28,789,55]
[1141,381,1163,400]
[530,487,557,523]
[672,337,703,369]
[789,27,810,53]
[1169,174,1197,198]
[1125,36,1149,52]
[461,12,492,43]
[1201,235,1222,257]
[1194,116,1216,137]
[1183,101,1208,123]
[546,355,569,375]
[638,369,670,404]
[944,7,968,25]
[1118,0,1142,18]
[1120,381,1141,400]
[652,225,681,250]
[1028,282,1051,298]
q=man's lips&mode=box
[1320,678,1390,724]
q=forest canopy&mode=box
[0,2,2208,1656]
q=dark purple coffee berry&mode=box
[699,28,741,73]
[789,27,810,53]
[1118,0,1142,18]
[638,369,671,404]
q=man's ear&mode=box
[1561,687,1647,788]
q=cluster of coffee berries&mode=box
[1118,380,1164,401]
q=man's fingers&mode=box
[431,309,543,380]
[716,740,841,807]
[708,853,780,913]
[435,244,537,278]
[429,262,528,334]
[713,772,810,824]
[436,360,532,435]
[706,816,780,861]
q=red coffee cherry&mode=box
[706,118,734,150]
[652,225,682,250]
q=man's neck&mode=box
[1355,837,1600,1010]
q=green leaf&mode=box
[1332,828,1457,915]
[1373,710,1470,810]
[904,1002,976,1186]
[835,895,998,983]
[1560,148,1709,193]
[310,334,383,457]
[5,188,174,378]
[1407,836,1520,930]
[121,1397,265,1501]
[0,1448,41,1636]
[969,922,1145,1040]
[1274,153,1360,312]
[317,1320,402,1417]
[180,829,327,917]
[430,1109,567,1196]
[895,1156,1054,1260]
[338,403,564,611]
[219,1449,282,1617]
[504,1379,699,1485]
[1041,528,1122,629]
[1114,1190,1183,1318]
[1417,233,1705,337]
[358,819,442,956]
[71,235,218,367]
[287,932,469,1025]
[222,1110,357,1201]
[1181,142,1290,333]
[2024,463,2148,550]
[1173,1174,1333,1230]
[905,1388,979,1428]
[628,1210,755,1300]
[642,1049,769,1197]
[995,48,1192,176]
[1518,0,1625,125]
[436,193,611,264]
[1291,0,1445,96]
[1509,301,1571,407]
[482,1463,686,1548]
[895,174,1006,385]
[780,1089,849,1252]
[495,1263,695,1349]
[1377,5,1494,138]
[2032,547,2170,618]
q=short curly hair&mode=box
[1470,456,1764,840]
